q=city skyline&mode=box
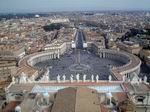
[0,0,150,13]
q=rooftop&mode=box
[51,87,101,112]
[0,44,23,52]
[123,83,150,94]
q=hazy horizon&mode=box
[0,0,150,13]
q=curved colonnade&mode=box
[19,49,141,81]
[18,50,60,79]
[98,49,141,80]
[27,50,60,67]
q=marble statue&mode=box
[131,74,139,84]
[76,74,80,82]
[106,92,113,106]
[45,69,49,76]
[144,75,148,83]
[70,75,74,83]
[91,74,94,82]
[139,78,142,83]
[62,75,66,82]
[12,77,15,84]
[109,75,112,82]
[20,72,27,83]
[122,75,126,82]
[45,74,49,82]
[83,74,87,82]
[96,75,99,83]
[57,75,61,83]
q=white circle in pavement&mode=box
[69,63,90,72]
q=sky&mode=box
[0,0,150,13]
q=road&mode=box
[75,30,85,49]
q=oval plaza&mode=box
[18,30,141,82]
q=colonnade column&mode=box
[54,53,56,59]
[52,53,54,59]
[103,52,105,58]
[99,52,102,58]
[57,49,60,59]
